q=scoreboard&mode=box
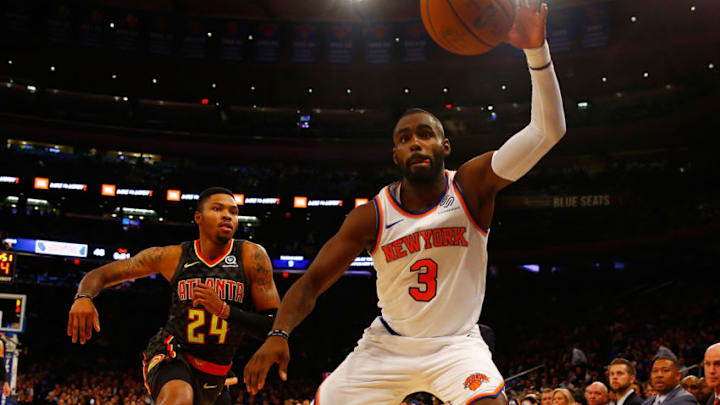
[0,251,15,282]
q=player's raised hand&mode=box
[244,336,290,395]
[67,297,100,344]
[192,283,224,315]
[506,0,548,50]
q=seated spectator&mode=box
[542,388,555,405]
[704,343,720,405]
[681,376,703,403]
[641,350,698,405]
[553,388,576,405]
[585,382,610,405]
[609,358,643,405]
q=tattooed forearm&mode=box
[77,247,165,296]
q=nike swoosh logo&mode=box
[385,219,404,229]
[184,261,200,268]
[203,384,217,389]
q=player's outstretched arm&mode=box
[67,245,181,344]
[456,1,565,205]
[243,202,376,395]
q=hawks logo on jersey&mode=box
[177,277,245,303]
[380,226,468,263]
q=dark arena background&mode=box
[1,0,720,404]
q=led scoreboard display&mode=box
[0,251,17,282]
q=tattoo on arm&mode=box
[250,247,280,307]
[77,247,165,297]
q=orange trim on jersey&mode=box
[313,380,324,405]
[194,239,234,267]
[369,195,383,256]
[141,354,151,395]
[466,380,505,405]
[164,334,177,358]
[451,181,489,237]
[385,172,450,218]
[185,353,232,377]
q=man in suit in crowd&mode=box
[641,350,698,405]
[704,343,720,405]
[609,358,643,405]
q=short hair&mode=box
[395,108,446,138]
[609,358,636,376]
[541,388,553,394]
[652,347,679,368]
[586,382,608,395]
[552,388,574,405]
[196,187,235,211]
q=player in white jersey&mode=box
[245,1,566,404]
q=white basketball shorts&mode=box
[311,317,505,405]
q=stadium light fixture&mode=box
[643,72,649,78]
[601,76,607,82]
[501,84,507,90]
[346,88,352,94]
[50,66,55,71]
[630,16,637,23]
[442,87,448,93]
[690,5,696,11]
[207,32,212,38]
[112,74,117,79]
[152,78,157,84]
[403,88,409,94]
[109,22,115,28]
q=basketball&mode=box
[420,0,516,55]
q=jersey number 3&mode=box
[187,308,228,344]
[409,258,438,302]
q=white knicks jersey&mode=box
[369,170,489,338]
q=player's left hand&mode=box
[506,0,548,49]
[2,382,10,397]
[192,284,223,316]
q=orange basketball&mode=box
[420,0,516,55]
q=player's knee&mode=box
[156,380,193,405]
[469,393,509,405]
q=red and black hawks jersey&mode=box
[147,239,253,365]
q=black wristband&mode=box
[267,330,289,340]
[529,60,552,71]
[74,294,94,302]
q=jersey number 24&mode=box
[187,308,228,344]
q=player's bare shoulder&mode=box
[240,241,272,278]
